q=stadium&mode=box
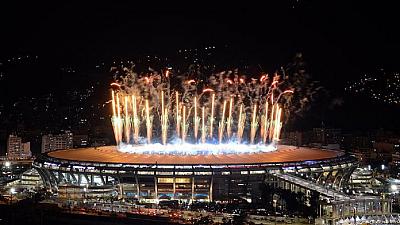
[32,68,358,203]
[33,145,357,203]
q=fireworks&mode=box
[109,68,293,154]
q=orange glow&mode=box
[260,75,267,82]
[49,145,342,165]
[283,89,294,94]
[110,82,121,87]
[271,80,278,86]
[202,88,214,93]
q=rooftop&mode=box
[47,145,343,165]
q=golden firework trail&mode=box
[273,106,283,141]
[124,96,131,144]
[131,95,139,143]
[261,102,269,144]
[226,97,233,138]
[218,100,227,143]
[116,93,123,144]
[109,71,293,147]
[145,99,152,144]
[250,103,258,144]
[269,103,275,142]
[161,91,168,145]
[236,104,246,143]
[181,105,188,143]
[193,96,199,141]
[111,90,120,145]
[175,91,180,137]
[209,93,215,139]
[201,106,206,144]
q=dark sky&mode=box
[1,1,399,131]
[1,1,399,94]
[1,1,399,70]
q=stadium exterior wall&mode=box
[33,148,357,203]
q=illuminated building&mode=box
[41,130,73,153]
[7,135,31,159]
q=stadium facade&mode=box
[33,145,357,203]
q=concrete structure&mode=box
[268,172,392,225]
[6,169,44,191]
[7,135,31,159]
[41,130,73,153]
[33,145,357,204]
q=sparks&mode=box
[109,67,292,155]
[202,88,214,93]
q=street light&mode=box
[273,199,277,225]
[83,187,87,203]
[391,184,398,194]
[10,187,16,204]
[5,161,11,168]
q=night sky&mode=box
[2,2,399,67]
[1,1,399,130]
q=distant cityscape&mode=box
[345,69,400,105]
[1,49,400,225]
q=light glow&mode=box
[118,143,277,155]
[109,70,293,155]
